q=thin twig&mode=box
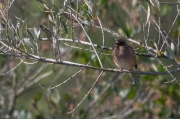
[67,71,104,115]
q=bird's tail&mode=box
[129,69,140,84]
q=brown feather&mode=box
[113,39,139,84]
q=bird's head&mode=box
[114,38,127,47]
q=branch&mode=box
[0,40,178,75]
[40,38,166,58]
[160,2,180,5]
[16,51,180,75]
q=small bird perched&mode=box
[113,38,140,84]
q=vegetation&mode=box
[0,0,180,119]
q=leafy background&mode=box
[1,0,180,119]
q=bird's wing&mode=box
[128,45,136,54]
[126,45,138,69]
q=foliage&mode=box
[0,0,180,119]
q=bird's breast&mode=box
[113,46,137,70]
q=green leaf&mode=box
[35,115,44,119]
[162,4,170,16]
[150,0,160,16]
[62,21,68,34]
[51,93,60,104]
[159,108,172,117]
[59,101,66,110]
[0,56,2,65]
[23,38,36,50]
[79,109,85,116]
[154,95,167,105]
[99,0,108,6]
[63,93,71,101]
[81,52,91,64]
[27,29,34,40]
[93,58,100,67]
[34,92,42,102]
[56,14,61,28]
[36,0,47,4]
[39,25,53,39]
[137,6,146,25]
[82,4,88,11]
[70,2,75,9]
[168,86,174,94]
[173,29,178,38]
[128,87,137,99]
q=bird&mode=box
[113,38,140,84]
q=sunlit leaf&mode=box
[48,14,53,23]
[149,0,154,6]
[119,89,129,98]
[154,0,160,10]
[166,46,176,59]
[170,42,175,53]
[164,51,173,60]
[34,27,40,38]
[64,0,67,6]
[23,38,36,50]
[146,5,150,25]
[48,14,56,26]
[151,40,158,50]
[51,93,60,104]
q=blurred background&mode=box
[0,0,180,119]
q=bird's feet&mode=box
[119,68,123,73]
